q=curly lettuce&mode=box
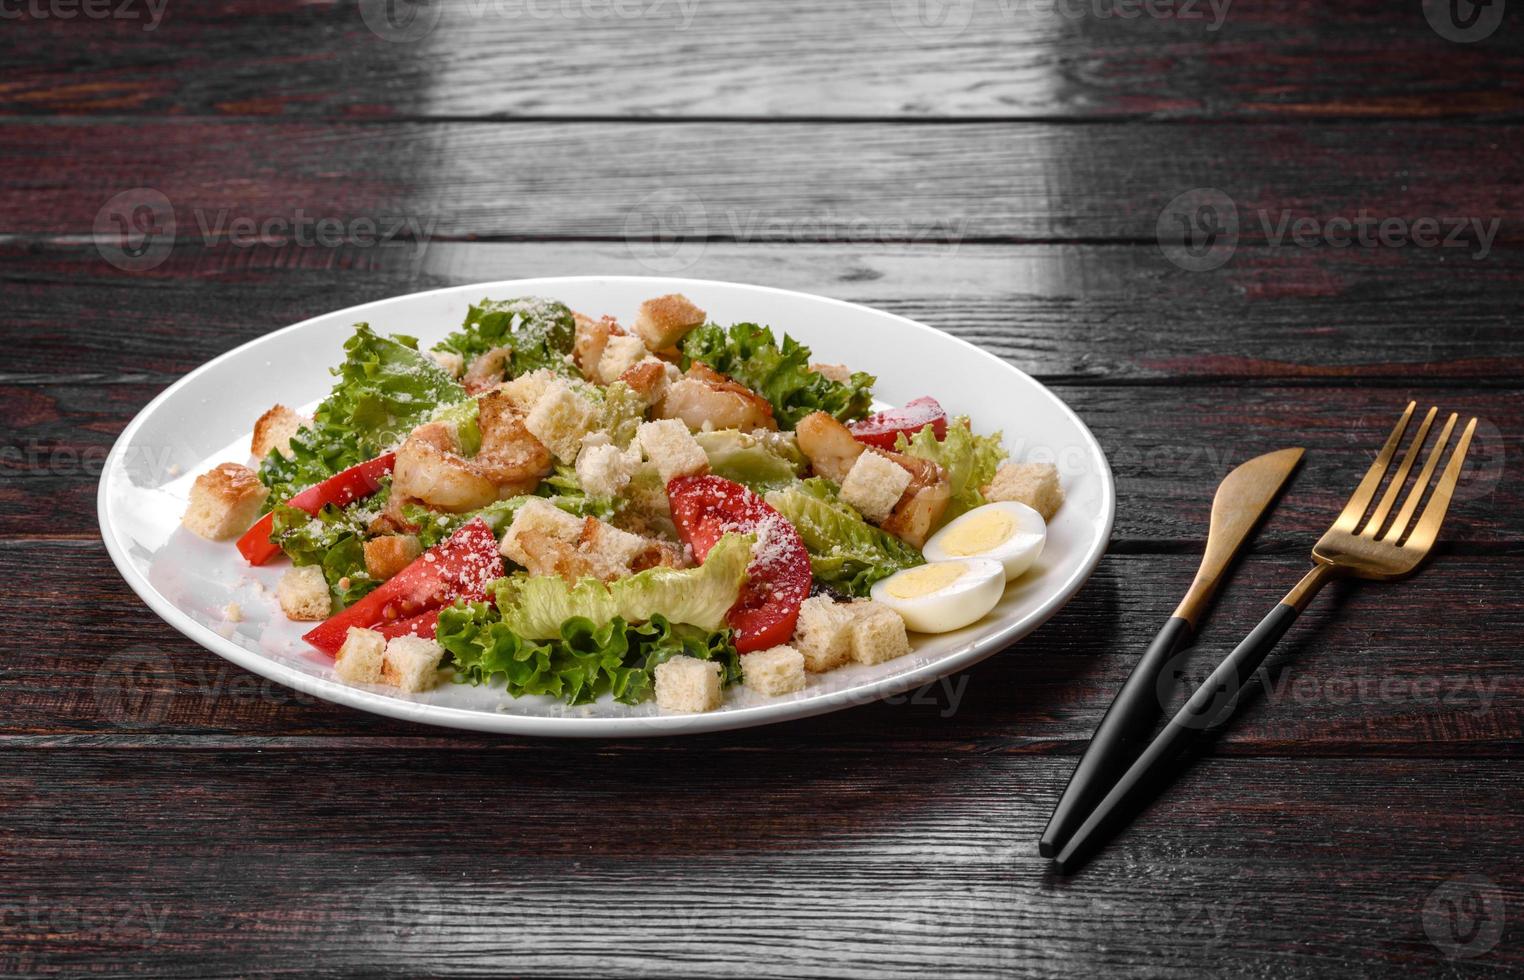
[432,297,576,379]
[258,324,466,505]
[765,479,923,596]
[895,417,1007,524]
[438,609,738,707]
[680,322,875,427]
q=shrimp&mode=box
[572,313,624,381]
[393,392,553,512]
[462,345,513,394]
[654,363,777,432]
[795,411,866,483]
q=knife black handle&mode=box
[1037,616,1194,858]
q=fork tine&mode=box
[1382,413,1458,542]
[1361,405,1437,537]
[1401,417,1478,552]
[1333,401,1415,533]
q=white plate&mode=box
[98,277,1114,737]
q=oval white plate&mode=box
[98,277,1114,737]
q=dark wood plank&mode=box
[5,241,1524,385]
[1,751,1519,977]
[3,0,1520,119]
[6,539,1520,750]
[3,120,1521,241]
[5,381,1514,542]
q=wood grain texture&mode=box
[5,241,1524,385]
[5,539,1520,750]
[3,0,1520,119]
[3,120,1521,240]
[1,752,1519,977]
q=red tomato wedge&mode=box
[237,453,396,566]
[667,475,812,653]
[302,517,502,655]
[848,396,948,449]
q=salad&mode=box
[180,294,1065,713]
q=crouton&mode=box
[277,565,331,622]
[577,519,652,579]
[182,462,268,541]
[846,601,911,665]
[363,534,421,581]
[840,450,912,523]
[381,635,445,693]
[636,419,709,483]
[810,362,853,383]
[984,462,1064,520]
[654,655,724,713]
[575,440,641,500]
[251,405,308,460]
[597,334,648,385]
[499,498,585,568]
[619,357,678,406]
[741,645,807,696]
[524,379,600,463]
[431,350,465,379]
[793,595,855,672]
[634,293,706,350]
[334,627,386,685]
[496,367,559,414]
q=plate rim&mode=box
[97,275,1115,738]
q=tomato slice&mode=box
[237,452,396,566]
[302,517,502,655]
[667,475,812,653]
[848,396,948,449]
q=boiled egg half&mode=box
[869,558,1005,634]
[923,501,1046,582]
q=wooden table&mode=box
[3,2,1521,975]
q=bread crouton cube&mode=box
[619,357,678,407]
[496,367,559,414]
[431,350,465,379]
[634,294,706,350]
[597,334,649,385]
[277,565,331,622]
[381,635,445,693]
[251,405,308,461]
[334,627,386,685]
[810,362,853,383]
[741,645,807,696]
[654,655,724,713]
[363,534,421,581]
[182,462,268,541]
[499,498,586,567]
[840,450,911,523]
[636,419,709,483]
[793,595,855,672]
[846,602,911,665]
[524,379,600,463]
[984,462,1064,520]
[575,440,641,500]
[578,518,649,577]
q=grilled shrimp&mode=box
[794,411,866,483]
[654,362,777,432]
[573,313,623,381]
[462,346,513,394]
[393,393,553,512]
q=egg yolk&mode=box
[938,509,1015,557]
[886,562,967,599]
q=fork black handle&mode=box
[1051,577,1327,873]
[1038,616,1193,857]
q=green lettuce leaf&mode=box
[269,479,395,605]
[259,324,465,504]
[680,322,875,427]
[437,609,737,707]
[765,479,923,596]
[431,297,576,379]
[493,532,754,638]
[694,429,806,492]
[894,416,1007,524]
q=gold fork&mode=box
[1054,402,1478,872]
